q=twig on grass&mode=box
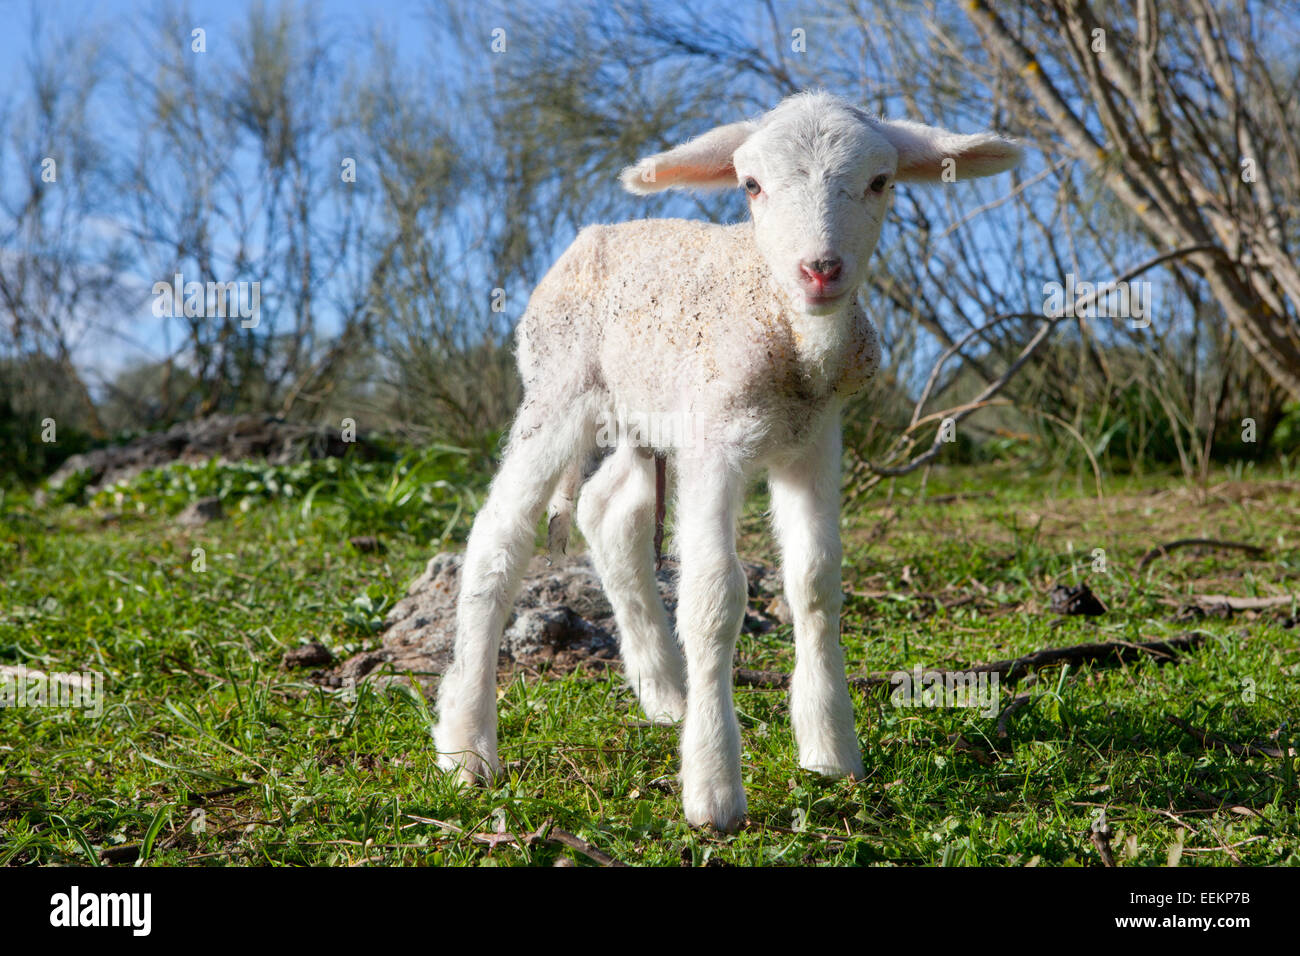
[1137,538,1266,571]
[1146,810,1262,863]
[556,748,606,810]
[1166,716,1296,759]
[1181,837,1265,857]
[1176,593,1299,610]
[996,693,1033,742]
[735,632,1211,697]
[185,783,254,805]
[543,826,627,866]
[971,633,1210,683]
[406,814,628,867]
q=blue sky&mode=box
[0,0,1125,396]
[0,0,435,72]
[3,0,787,385]
[0,0,452,380]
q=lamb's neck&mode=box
[772,283,857,386]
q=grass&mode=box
[1,456,1298,866]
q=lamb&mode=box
[433,90,1023,832]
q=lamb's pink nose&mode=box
[799,257,843,288]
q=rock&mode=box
[503,606,613,662]
[283,642,335,669]
[177,496,224,527]
[328,550,787,693]
[332,651,391,686]
[1048,582,1107,616]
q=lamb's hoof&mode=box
[799,750,865,780]
[638,684,687,725]
[436,754,492,785]
[434,727,499,783]
[683,782,748,833]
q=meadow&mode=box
[2,454,1297,866]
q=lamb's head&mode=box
[622,91,1023,316]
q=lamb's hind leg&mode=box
[577,444,686,723]
[434,395,595,783]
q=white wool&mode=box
[434,91,1023,832]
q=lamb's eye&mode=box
[743,177,762,197]
[869,174,890,194]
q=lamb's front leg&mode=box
[675,457,748,832]
[768,411,864,778]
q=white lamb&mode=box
[434,91,1022,831]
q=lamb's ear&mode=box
[871,118,1023,182]
[621,120,758,194]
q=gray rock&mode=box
[328,550,786,694]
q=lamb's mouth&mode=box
[803,291,847,311]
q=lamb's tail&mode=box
[545,459,583,561]
[545,448,668,566]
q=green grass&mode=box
[1,458,1298,866]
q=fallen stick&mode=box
[99,844,142,864]
[185,783,254,805]
[1181,837,1266,855]
[1166,716,1296,759]
[1137,538,1265,572]
[735,632,1212,696]
[1180,593,1299,610]
[544,826,627,867]
[969,633,1210,683]
[407,814,628,867]
[996,693,1033,741]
